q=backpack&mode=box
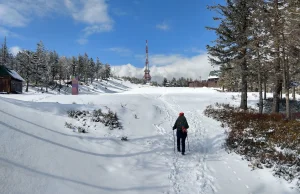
[177,119,187,133]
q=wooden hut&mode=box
[188,80,208,88]
[207,70,221,88]
[0,65,25,94]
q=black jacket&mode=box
[173,115,189,131]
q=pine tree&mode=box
[44,51,51,92]
[89,58,96,83]
[71,56,77,77]
[162,78,167,87]
[0,37,9,66]
[248,0,270,113]
[264,0,285,113]
[48,51,58,82]
[17,50,34,92]
[95,57,102,81]
[32,41,47,87]
[83,53,89,83]
[281,0,300,118]
[104,64,111,80]
[77,55,84,81]
[207,0,253,110]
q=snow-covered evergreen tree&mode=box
[77,55,84,81]
[0,37,10,67]
[162,78,168,87]
[104,64,111,80]
[89,58,96,83]
[207,0,255,110]
[16,50,34,92]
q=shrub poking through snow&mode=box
[121,136,128,141]
[65,122,87,133]
[65,122,75,129]
[204,103,300,186]
[77,126,86,133]
[67,108,122,131]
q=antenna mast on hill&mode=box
[144,40,151,83]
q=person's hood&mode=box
[179,112,184,116]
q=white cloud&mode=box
[0,0,62,39]
[76,38,88,45]
[64,0,113,41]
[156,21,170,31]
[0,0,61,26]
[150,54,184,66]
[0,26,19,37]
[65,0,112,25]
[111,53,216,83]
[190,47,206,54]
[107,47,132,56]
[82,24,113,37]
[3,0,60,16]
[0,4,29,27]
[0,0,114,43]
[10,46,22,56]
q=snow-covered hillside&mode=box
[0,86,298,194]
[22,78,140,95]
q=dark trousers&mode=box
[176,130,187,153]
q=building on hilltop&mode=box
[188,70,221,88]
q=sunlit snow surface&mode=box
[0,80,298,194]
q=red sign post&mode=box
[72,76,78,95]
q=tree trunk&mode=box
[26,79,29,92]
[240,60,247,110]
[272,80,281,113]
[59,72,62,87]
[284,52,290,119]
[281,30,290,119]
[283,66,290,118]
[285,87,290,119]
[264,80,267,100]
[258,72,263,114]
[293,87,295,100]
[272,0,281,113]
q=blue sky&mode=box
[0,0,222,79]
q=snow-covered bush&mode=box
[65,122,75,129]
[204,103,300,186]
[65,122,87,133]
[67,108,122,130]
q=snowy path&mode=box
[140,88,298,194]
[157,92,216,194]
[0,87,298,194]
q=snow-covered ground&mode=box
[22,78,140,95]
[0,84,298,194]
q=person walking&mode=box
[173,112,189,155]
